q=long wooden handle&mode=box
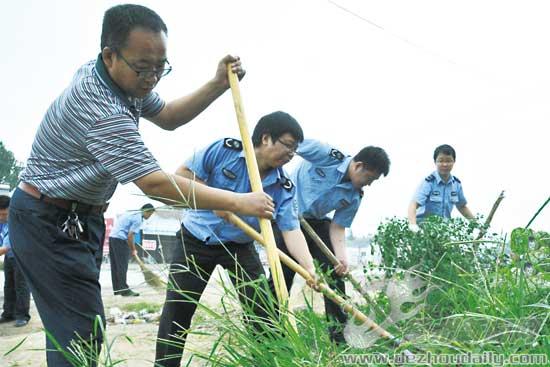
[226,67,289,305]
[226,212,401,345]
[476,190,505,240]
[299,217,388,319]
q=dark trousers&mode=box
[108,237,130,293]
[269,218,348,343]
[2,256,31,321]
[9,188,106,367]
[155,226,269,367]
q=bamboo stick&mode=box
[226,212,405,347]
[226,67,289,306]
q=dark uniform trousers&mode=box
[9,188,106,367]
[155,225,270,367]
[269,218,348,343]
[108,237,130,294]
[2,256,31,321]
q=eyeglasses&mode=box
[276,139,298,153]
[117,52,172,79]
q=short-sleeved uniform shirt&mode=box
[0,222,12,258]
[19,55,165,205]
[292,139,362,228]
[182,138,299,245]
[413,171,467,221]
[110,212,142,240]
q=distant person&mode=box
[109,203,155,296]
[269,140,390,345]
[155,111,317,367]
[408,144,474,231]
[0,195,31,327]
[8,4,273,366]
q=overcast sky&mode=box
[2,0,549,235]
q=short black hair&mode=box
[251,111,304,147]
[433,144,456,161]
[141,203,155,212]
[353,147,390,176]
[101,4,167,51]
[0,195,10,209]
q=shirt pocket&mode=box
[450,192,459,203]
[212,168,239,192]
[429,194,443,203]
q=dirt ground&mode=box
[0,263,324,367]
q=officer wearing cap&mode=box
[155,111,317,367]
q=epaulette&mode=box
[453,176,461,183]
[223,138,243,151]
[359,189,364,198]
[329,148,345,161]
[425,174,435,182]
[280,176,294,192]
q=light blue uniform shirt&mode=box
[413,171,467,221]
[183,138,299,245]
[110,212,142,240]
[0,223,13,258]
[292,139,362,228]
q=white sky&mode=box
[1,0,549,236]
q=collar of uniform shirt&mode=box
[433,170,455,184]
[94,53,136,111]
[237,149,282,187]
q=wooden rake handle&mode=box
[226,66,289,304]
[225,212,401,345]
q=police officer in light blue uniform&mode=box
[156,111,316,367]
[108,203,155,296]
[408,144,474,229]
[270,139,391,344]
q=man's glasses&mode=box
[118,52,172,79]
[276,139,298,153]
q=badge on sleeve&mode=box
[223,138,243,151]
[329,148,345,161]
[339,199,350,208]
[280,176,294,192]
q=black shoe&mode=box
[0,316,14,323]
[121,290,140,297]
[14,319,29,327]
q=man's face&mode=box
[0,208,8,224]
[350,162,381,189]
[435,153,455,177]
[143,210,154,220]
[104,27,168,98]
[262,133,298,168]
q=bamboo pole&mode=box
[226,212,406,347]
[476,190,505,240]
[226,67,289,305]
[298,217,388,319]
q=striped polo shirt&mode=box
[20,55,164,205]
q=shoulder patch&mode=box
[453,176,461,183]
[223,138,243,151]
[329,148,345,161]
[425,174,435,182]
[280,176,294,192]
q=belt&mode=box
[18,182,108,215]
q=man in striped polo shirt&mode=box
[8,4,274,366]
